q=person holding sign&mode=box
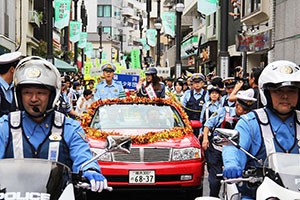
[136,67,165,99]
[94,63,126,101]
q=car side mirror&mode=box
[105,135,132,154]
[213,128,239,146]
[190,120,202,128]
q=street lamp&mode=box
[119,29,123,60]
[46,0,54,64]
[73,0,79,67]
[175,0,184,78]
[155,0,162,67]
[139,13,143,69]
[98,21,103,63]
[81,0,87,70]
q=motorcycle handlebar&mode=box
[72,173,113,192]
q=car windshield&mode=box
[265,153,300,192]
[90,104,185,130]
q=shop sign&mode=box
[236,30,271,52]
[198,40,217,64]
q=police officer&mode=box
[94,63,126,101]
[0,56,108,193]
[221,77,237,107]
[0,52,22,117]
[182,73,209,137]
[201,89,257,197]
[222,60,300,199]
[137,67,165,98]
[199,85,222,135]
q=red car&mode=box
[83,97,205,199]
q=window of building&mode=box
[98,26,112,35]
[114,7,121,18]
[97,5,112,17]
[242,0,261,17]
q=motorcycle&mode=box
[196,128,300,200]
[0,135,132,200]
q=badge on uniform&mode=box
[77,131,89,143]
[298,140,300,147]
[102,90,104,92]
[114,89,118,92]
[212,111,218,117]
[49,132,62,141]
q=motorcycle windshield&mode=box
[0,159,72,200]
[265,153,300,192]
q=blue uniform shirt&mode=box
[223,108,298,170]
[182,89,209,107]
[199,101,220,134]
[0,76,13,103]
[94,80,125,101]
[0,112,100,173]
[221,94,235,107]
[204,106,238,130]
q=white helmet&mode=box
[258,60,300,108]
[14,56,61,113]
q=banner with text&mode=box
[162,12,175,38]
[130,49,140,69]
[69,21,81,43]
[146,29,157,47]
[84,42,93,59]
[54,0,71,29]
[139,38,150,51]
[156,67,170,77]
[121,69,141,76]
[197,0,217,16]
[78,32,87,49]
[113,74,140,89]
[84,62,93,80]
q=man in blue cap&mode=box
[221,77,237,107]
[94,63,126,101]
[0,52,22,117]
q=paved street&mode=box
[86,164,212,200]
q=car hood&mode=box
[88,129,200,149]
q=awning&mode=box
[54,58,78,73]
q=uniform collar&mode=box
[0,76,10,90]
[23,111,52,136]
[266,108,295,133]
[104,80,116,87]
[193,88,204,96]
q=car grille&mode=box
[113,147,171,163]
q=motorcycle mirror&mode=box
[80,136,132,174]
[105,135,132,154]
[212,135,232,146]
[213,128,239,145]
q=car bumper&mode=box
[99,159,205,191]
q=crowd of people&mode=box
[0,51,299,199]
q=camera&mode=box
[235,76,251,90]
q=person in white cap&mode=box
[222,60,300,199]
[0,52,22,117]
[200,88,257,198]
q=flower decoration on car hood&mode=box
[81,97,193,144]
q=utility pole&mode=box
[146,0,151,67]
[219,0,230,78]
[155,0,162,67]
[98,22,103,64]
[139,13,143,69]
[175,0,184,78]
[46,0,54,64]
[81,0,87,71]
[74,0,79,67]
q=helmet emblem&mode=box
[107,64,112,68]
[247,101,253,106]
[280,66,293,74]
[27,68,41,78]
[195,75,199,78]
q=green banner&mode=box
[162,12,175,38]
[78,32,87,49]
[130,49,141,69]
[69,21,81,43]
[197,0,217,16]
[139,38,150,51]
[54,0,71,29]
[146,29,157,47]
[84,42,93,59]
[84,62,93,80]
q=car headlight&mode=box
[172,147,201,161]
[90,148,112,162]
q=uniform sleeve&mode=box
[199,103,207,135]
[64,119,101,173]
[118,83,126,99]
[222,116,253,170]
[93,85,102,101]
[204,107,225,130]
[0,116,9,159]
[182,91,190,107]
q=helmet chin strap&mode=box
[270,106,296,117]
[26,107,53,119]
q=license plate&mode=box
[129,170,155,184]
